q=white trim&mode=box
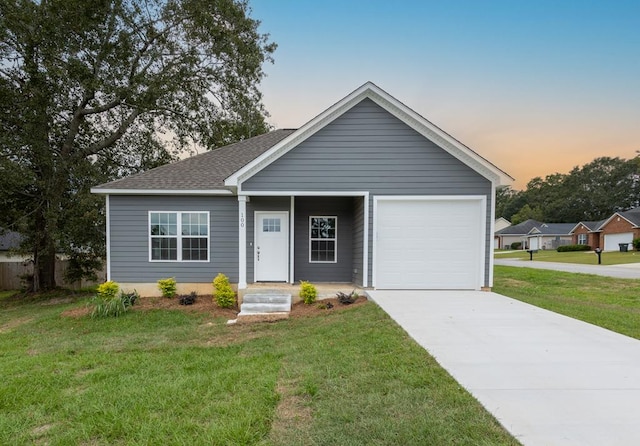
[372,195,487,289]
[254,211,289,282]
[309,216,338,263]
[91,188,232,196]
[226,82,513,188]
[239,190,369,197]
[289,196,295,284]
[105,195,111,281]
[238,196,248,289]
[489,183,496,287]
[148,211,210,262]
[362,195,369,288]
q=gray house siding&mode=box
[352,196,364,285]
[246,197,290,282]
[109,195,238,283]
[242,98,492,286]
[293,197,353,283]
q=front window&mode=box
[150,212,209,262]
[309,216,337,263]
[577,233,587,245]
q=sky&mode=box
[249,0,639,189]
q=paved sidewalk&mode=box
[494,258,640,279]
[368,290,640,446]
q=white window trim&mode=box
[577,233,588,245]
[148,211,210,262]
[309,216,338,263]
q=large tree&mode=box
[0,0,275,291]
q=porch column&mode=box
[289,195,295,284]
[238,195,248,289]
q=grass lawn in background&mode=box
[494,265,640,340]
[0,291,518,446]
[495,249,640,265]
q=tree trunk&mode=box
[32,205,57,292]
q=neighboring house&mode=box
[0,229,22,261]
[91,82,512,295]
[495,219,542,250]
[493,217,511,249]
[596,208,640,251]
[570,220,605,249]
[525,223,575,250]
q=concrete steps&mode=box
[229,293,292,324]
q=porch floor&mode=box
[239,282,366,304]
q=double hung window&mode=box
[150,212,209,261]
[309,216,337,263]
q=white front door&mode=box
[255,212,289,281]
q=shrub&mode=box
[179,291,197,306]
[510,242,522,250]
[336,290,358,305]
[633,238,640,251]
[90,282,138,318]
[557,244,591,252]
[157,277,177,298]
[213,273,235,308]
[299,281,317,305]
[97,281,120,300]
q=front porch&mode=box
[238,193,370,290]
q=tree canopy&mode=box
[0,0,275,291]
[498,156,640,225]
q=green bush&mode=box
[97,281,119,300]
[557,244,591,252]
[633,238,640,251]
[213,273,235,308]
[510,242,522,250]
[157,277,177,298]
[299,280,317,305]
[90,283,138,318]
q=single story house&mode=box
[495,219,542,250]
[570,220,605,249]
[525,223,574,250]
[0,229,22,261]
[592,209,640,251]
[92,82,512,295]
[493,217,511,249]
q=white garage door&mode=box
[374,197,485,289]
[604,232,633,251]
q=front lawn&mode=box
[495,249,640,265]
[494,266,640,339]
[0,292,518,445]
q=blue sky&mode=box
[250,0,639,188]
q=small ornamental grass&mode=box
[299,281,317,305]
[90,282,138,318]
[157,277,177,298]
[213,273,235,308]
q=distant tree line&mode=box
[497,156,640,224]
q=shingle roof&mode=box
[496,219,543,235]
[619,208,640,227]
[530,223,576,235]
[93,129,296,191]
[572,220,607,232]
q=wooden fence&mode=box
[0,259,106,290]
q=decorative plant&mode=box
[633,238,640,251]
[90,282,138,318]
[336,289,358,305]
[299,280,317,305]
[179,291,197,306]
[157,277,177,298]
[213,273,235,308]
[97,281,119,300]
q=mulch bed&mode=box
[61,294,368,319]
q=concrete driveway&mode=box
[368,290,640,446]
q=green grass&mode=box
[494,266,640,339]
[0,293,518,445]
[495,249,640,265]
